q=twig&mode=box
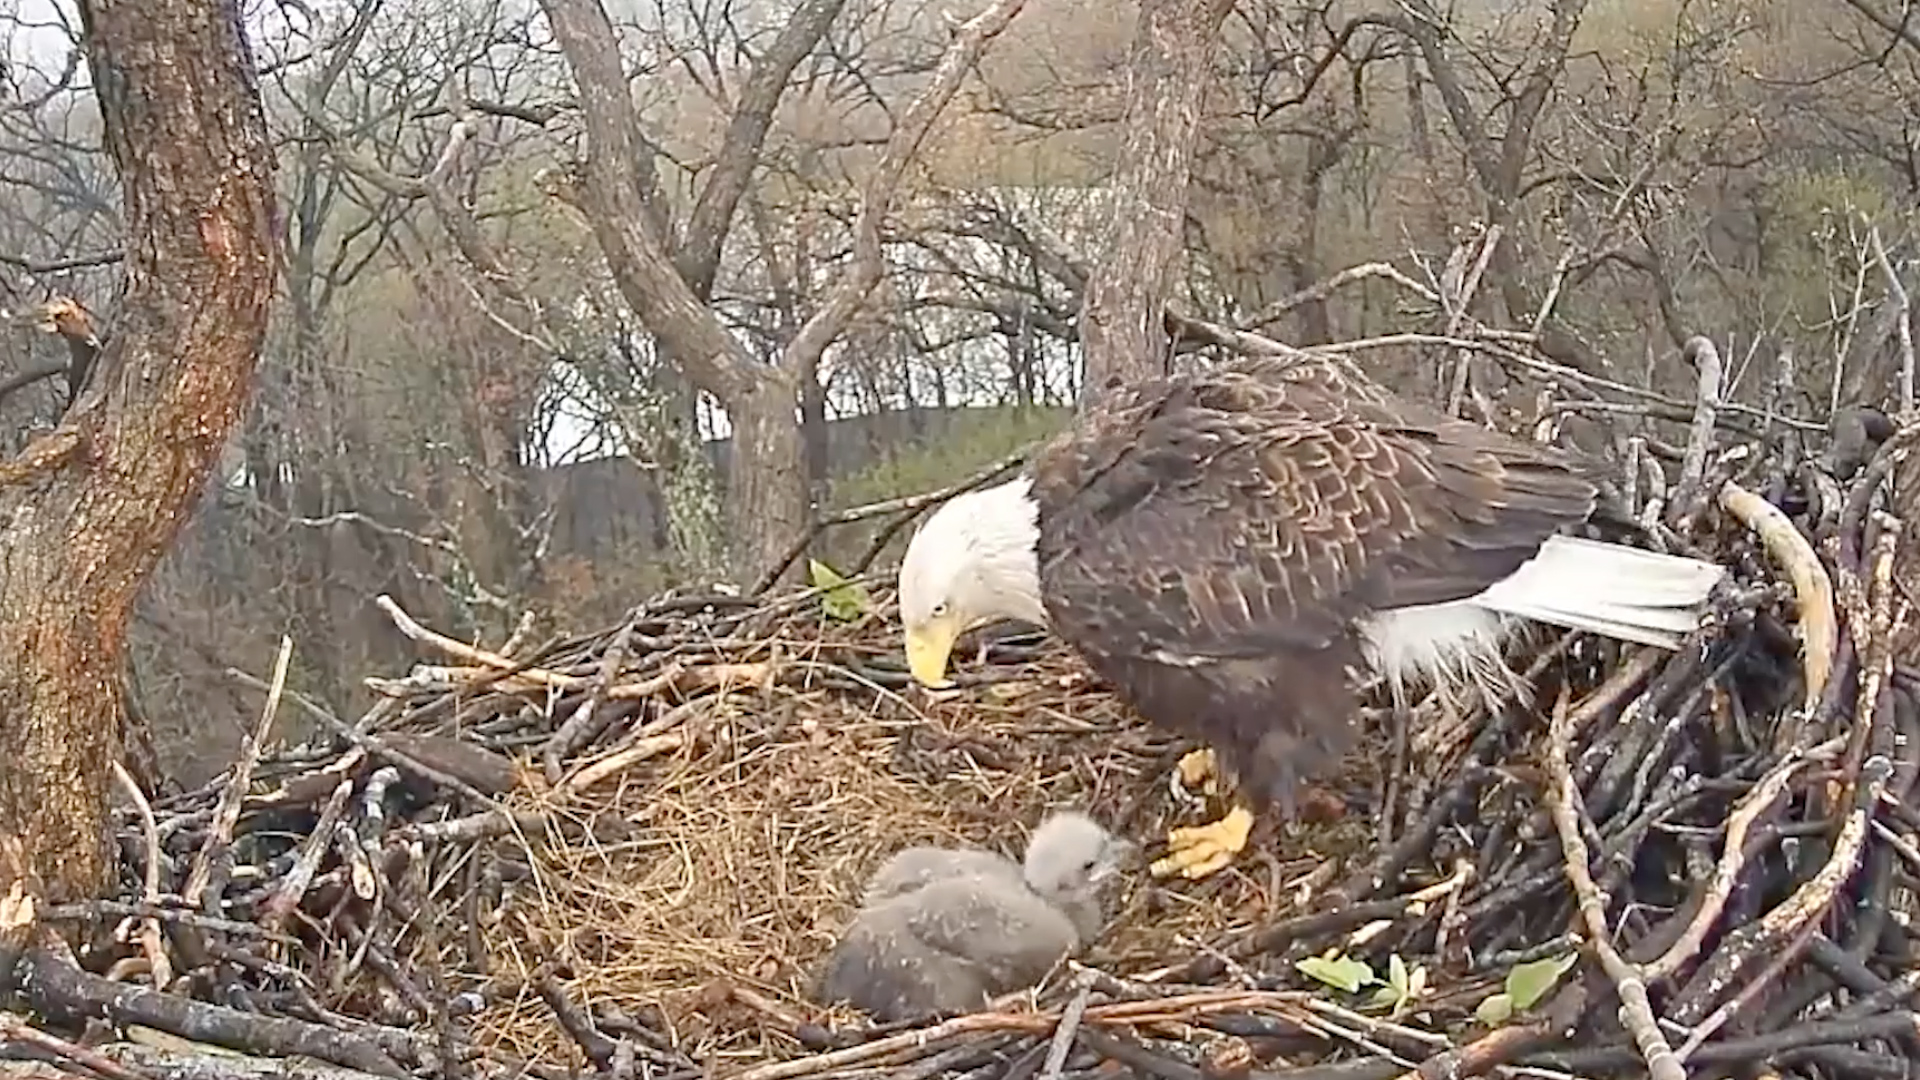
[184,636,293,911]
[1669,753,1896,1027]
[1671,335,1724,526]
[1242,262,1441,330]
[1641,741,1839,981]
[1720,480,1838,727]
[1543,685,1685,1080]
[21,950,406,1077]
[1316,332,1826,431]
[553,732,689,797]
[37,900,286,940]
[535,968,618,1067]
[1039,975,1094,1080]
[0,1010,152,1080]
[1166,309,1318,361]
[1394,1004,1568,1080]
[371,596,773,701]
[540,614,639,782]
[1075,1029,1206,1080]
[258,777,354,933]
[1673,918,1820,1062]
[1442,224,1503,418]
[728,992,1306,1080]
[751,448,1030,594]
[1865,225,1915,413]
[109,761,171,990]
[1531,1012,1920,1073]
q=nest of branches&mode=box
[11,337,1920,1080]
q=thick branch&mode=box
[329,118,570,363]
[1079,0,1236,395]
[539,0,761,403]
[678,0,850,298]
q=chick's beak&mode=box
[905,619,959,688]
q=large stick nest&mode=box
[28,345,1920,1080]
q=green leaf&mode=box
[808,559,871,622]
[1505,953,1579,1011]
[1475,993,1514,1026]
[1366,955,1427,1019]
[1295,954,1375,994]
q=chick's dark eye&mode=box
[1081,859,1097,872]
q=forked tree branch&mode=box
[678,0,850,298]
[539,0,764,403]
[328,117,567,359]
[784,0,1031,383]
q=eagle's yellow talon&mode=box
[1151,805,1255,879]
[1175,748,1220,793]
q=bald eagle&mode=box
[897,355,1728,879]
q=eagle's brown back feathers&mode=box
[1027,356,1599,813]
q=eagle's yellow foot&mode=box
[1151,805,1255,879]
[1170,747,1227,803]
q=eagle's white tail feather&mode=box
[1471,535,1726,649]
[1359,535,1726,718]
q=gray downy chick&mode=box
[862,845,1023,906]
[817,812,1133,1021]
[1017,810,1135,940]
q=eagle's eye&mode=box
[931,601,949,618]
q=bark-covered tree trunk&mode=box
[540,0,815,586]
[0,0,277,903]
[731,372,810,582]
[800,366,831,511]
[1078,0,1234,399]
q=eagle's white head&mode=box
[897,476,1047,687]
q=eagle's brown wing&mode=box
[1027,357,1598,813]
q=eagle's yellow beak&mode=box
[905,620,960,688]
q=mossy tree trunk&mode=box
[0,0,278,904]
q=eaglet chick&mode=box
[816,811,1133,1021]
[860,842,1021,906]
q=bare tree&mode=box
[1374,0,1588,327]
[0,0,277,900]
[1190,2,1383,346]
[532,0,1028,583]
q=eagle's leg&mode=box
[1150,748,1255,880]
